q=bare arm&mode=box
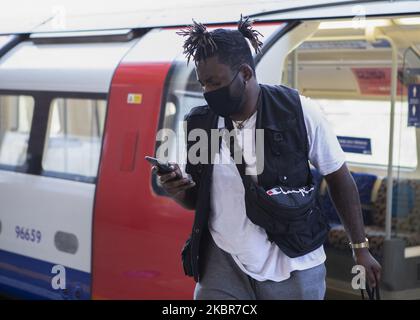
[172,187,197,210]
[324,162,382,287]
[324,163,366,243]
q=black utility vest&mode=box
[182,84,317,282]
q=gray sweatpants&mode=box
[194,233,326,300]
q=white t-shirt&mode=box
[208,94,346,282]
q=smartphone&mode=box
[145,156,195,187]
[145,156,175,174]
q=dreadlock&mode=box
[176,14,263,73]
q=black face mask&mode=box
[203,70,246,118]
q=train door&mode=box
[390,45,420,295]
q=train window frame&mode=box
[0,93,35,171]
[152,62,204,196]
[0,35,11,47]
[41,93,108,184]
[312,97,417,171]
[0,90,107,183]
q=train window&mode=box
[156,62,205,169]
[0,95,34,167]
[315,98,416,168]
[286,35,418,169]
[42,98,107,180]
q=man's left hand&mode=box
[353,248,382,288]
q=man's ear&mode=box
[240,64,254,82]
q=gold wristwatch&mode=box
[349,237,369,249]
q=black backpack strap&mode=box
[184,105,217,182]
[293,91,314,184]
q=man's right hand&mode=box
[152,163,196,197]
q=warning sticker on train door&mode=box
[408,84,420,127]
[127,93,143,105]
[337,136,372,154]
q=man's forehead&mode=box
[195,59,231,80]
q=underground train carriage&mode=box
[0,1,420,299]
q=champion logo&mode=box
[266,186,314,197]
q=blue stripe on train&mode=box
[0,249,91,300]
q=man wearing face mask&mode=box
[153,16,382,300]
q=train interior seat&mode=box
[321,171,378,227]
[315,169,420,260]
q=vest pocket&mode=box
[277,157,308,187]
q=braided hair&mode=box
[177,14,263,73]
